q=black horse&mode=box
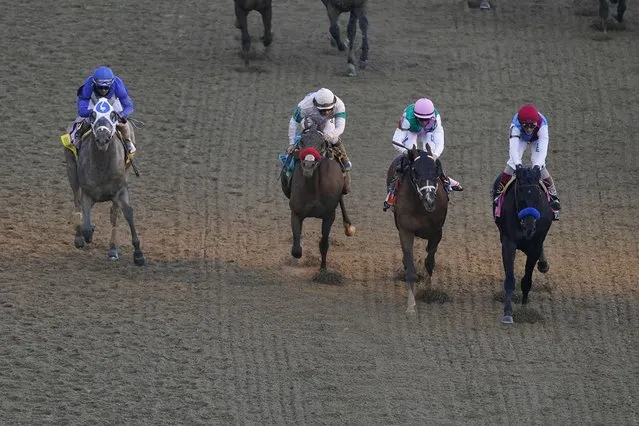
[234,0,273,66]
[599,0,626,32]
[321,0,369,76]
[386,144,448,313]
[285,118,355,273]
[493,165,553,324]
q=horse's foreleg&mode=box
[537,246,549,273]
[399,229,417,314]
[326,7,346,51]
[616,0,626,22]
[291,212,303,259]
[115,189,145,266]
[235,8,251,65]
[598,0,609,32]
[259,6,273,47]
[319,211,336,270]
[339,198,355,236]
[65,150,84,248]
[345,12,358,76]
[108,202,120,260]
[358,12,369,68]
[500,234,517,323]
[425,229,443,278]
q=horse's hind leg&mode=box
[319,212,336,271]
[339,198,356,236]
[357,10,369,69]
[521,248,542,305]
[500,235,517,323]
[599,0,609,32]
[115,189,146,266]
[326,6,347,51]
[424,229,443,279]
[399,229,417,314]
[259,5,273,48]
[80,192,95,245]
[235,7,251,65]
[345,11,358,76]
[65,150,85,248]
[108,202,120,260]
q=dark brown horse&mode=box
[386,144,448,313]
[234,0,273,66]
[286,117,355,273]
[321,0,369,76]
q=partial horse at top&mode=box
[321,0,369,76]
[598,0,627,32]
[234,0,273,66]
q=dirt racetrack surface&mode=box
[1,0,638,424]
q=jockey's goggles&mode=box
[93,78,114,88]
[417,116,436,126]
[521,122,537,129]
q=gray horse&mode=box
[321,0,369,76]
[63,98,145,265]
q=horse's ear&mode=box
[425,143,433,156]
[410,144,418,158]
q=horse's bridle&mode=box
[408,154,438,199]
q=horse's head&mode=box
[90,97,119,150]
[515,165,544,239]
[298,116,328,178]
[407,144,439,212]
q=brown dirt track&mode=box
[1,0,638,424]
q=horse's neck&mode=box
[87,137,125,169]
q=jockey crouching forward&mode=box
[68,66,136,154]
[493,103,561,220]
[384,98,463,211]
[282,88,352,192]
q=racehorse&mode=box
[285,116,355,273]
[492,165,553,323]
[63,97,146,265]
[321,0,369,76]
[234,0,273,66]
[386,144,448,313]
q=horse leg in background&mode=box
[259,4,273,51]
[521,248,543,305]
[108,202,120,260]
[318,211,337,271]
[235,6,251,65]
[65,149,85,248]
[500,234,517,323]
[357,8,369,69]
[80,192,96,246]
[114,188,146,266]
[339,198,356,236]
[616,0,626,22]
[599,0,609,32]
[326,5,347,51]
[291,212,303,259]
[345,11,358,76]
[537,246,549,273]
[399,229,418,314]
[424,229,443,281]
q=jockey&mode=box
[384,98,463,211]
[285,88,352,172]
[72,66,136,154]
[494,103,561,217]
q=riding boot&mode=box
[542,176,561,219]
[435,158,463,192]
[332,141,352,171]
[383,178,398,212]
[117,122,136,154]
[493,172,513,218]
[342,172,351,195]
[75,121,91,148]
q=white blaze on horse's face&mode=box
[412,154,438,211]
[302,154,320,178]
[91,97,118,147]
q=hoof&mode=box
[501,315,514,324]
[344,225,356,236]
[74,236,85,249]
[133,251,146,266]
[359,59,368,70]
[537,261,549,273]
[406,305,416,315]
[479,0,491,10]
[346,64,357,77]
[107,248,119,261]
[291,246,302,259]
[330,37,337,48]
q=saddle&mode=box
[60,126,132,167]
[494,177,549,218]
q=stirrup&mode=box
[383,201,394,212]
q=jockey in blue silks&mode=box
[71,66,136,153]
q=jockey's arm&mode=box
[77,80,93,118]
[288,106,302,145]
[508,125,524,167]
[423,120,444,158]
[531,125,549,168]
[324,114,345,145]
[114,78,134,117]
